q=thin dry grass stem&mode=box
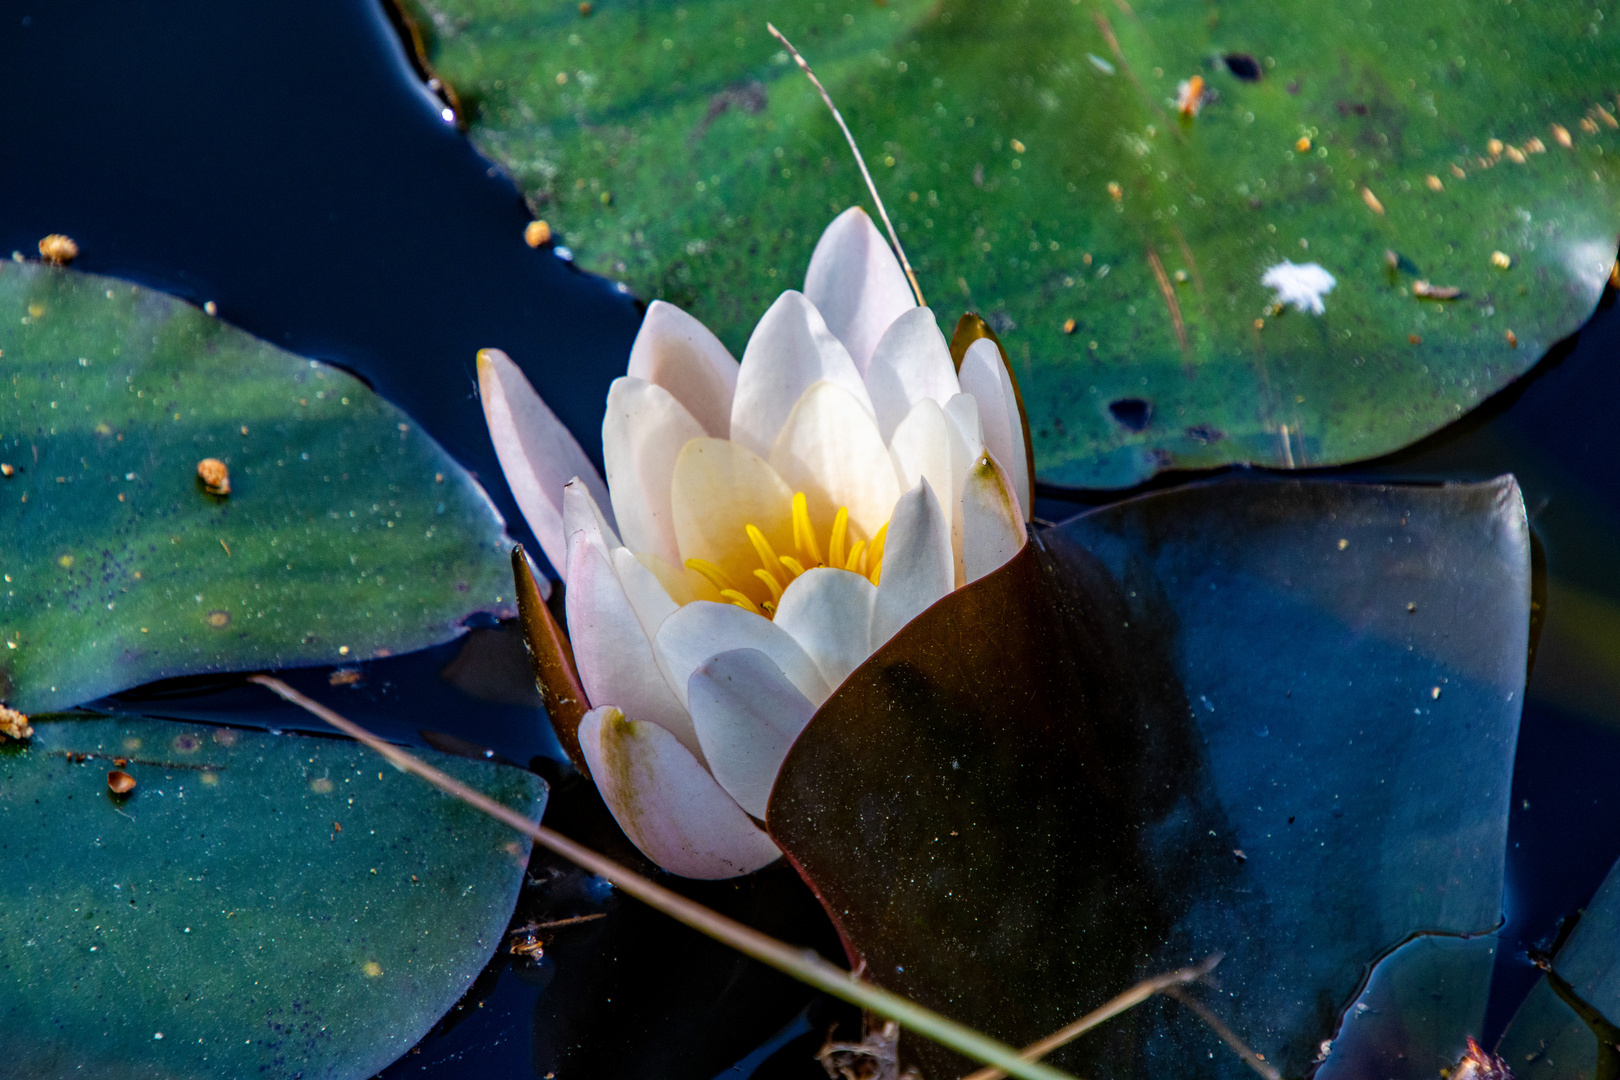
[1162,986,1283,1080]
[765,22,925,308]
[247,675,1080,1080]
[961,953,1225,1080]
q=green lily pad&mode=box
[0,715,544,1080]
[402,0,1620,487]
[0,261,517,713]
[768,476,1528,1078]
[1497,853,1620,1080]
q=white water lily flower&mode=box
[1261,260,1337,315]
[480,207,1031,878]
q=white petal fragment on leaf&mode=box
[803,207,917,375]
[863,307,960,441]
[627,299,740,438]
[603,376,706,569]
[1260,260,1337,316]
[655,600,831,711]
[732,290,874,459]
[957,339,1031,521]
[872,479,954,649]
[773,567,877,690]
[769,381,901,542]
[961,452,1027,584]
[477,347,612,581]
[579,707,782,879]
[566,534,699,757]
[688,648,817,820]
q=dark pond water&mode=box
[4,0,1619,1075]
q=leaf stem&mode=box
[765,22,925,308]
[248,674,1079,1080]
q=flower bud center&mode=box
[684,491,889,618]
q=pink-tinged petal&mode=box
[731,291,873,460]
[772,567,877,691]
[627,300,739,438]
[863,307,960,441]
[611,546,679,640]
[579,707,782,879]
[872,479,953,649]
[561,478,622,562]
[603,376,705,568]
[957,339,1031,521]
[477,348,614,579]
[769,381,900,543]
[888,399,963,586]
[655,601,832,711]
[566,532,698,757]
[803,207,917,374]
[688,648,817,819]
[961,452,1027,584]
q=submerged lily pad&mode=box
[768,477,1528,1078]
[0,715,544,1079]
[1497,854,1620,1080]
[0,262,516,713]
[403,0,1620,487]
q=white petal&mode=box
[602,376,705,568]
[579,707,782,879]
[872,479,953,649]
[611,546,679,641]
[769,381,901,542]
[888,399,960,584]
[627,300,739,438]
[561,478,622,562]
[944,392,986,460]
[669,438,795,608]
[566,532,699,757]
[731,291,874,459]
[957,339,1031,521]
[477,347,614,580]
[863,307,960,441]
[687,649,817,820]
[655,601,831,710]
[803,207,917,374]
[961,452,1027,584]
[772,567,877,690]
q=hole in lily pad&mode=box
[1224,53,1263,80]
[1109,398,1153,431]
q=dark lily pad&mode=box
[0,261,517,714]
[768,476,1529,1078]
[401,0,1620,487]
[0,715,544,1079]
[1497,854,1620,1080]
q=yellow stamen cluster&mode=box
[685,492,889,618]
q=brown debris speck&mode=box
[1582,117,1601,134]
[107,770,136,795]
[1413,280,1461,300]
[1361,187,1385,215]
[1295,135,1312,152]
[1106,181,1122,200]
[37,234,78,265]
[1506,330,1518,348]
[0,464,13,478]
[1552,123,1574,148]
[1595,104,1619,129]
[1503,144,1527,164]
[524,220,551,247]
[196,458,230,496]
[1525,136,1546,154]
[1450,164,1467,179]
[1487,138,1504,158]
[1425,174,1443,191]
[1062,318,1076,334]
[1409,334,1423,345]
[0,705,32,742]
[1491,251,1513,270]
